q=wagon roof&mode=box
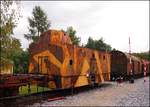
[123,52,141,62]
[111,50,141,62]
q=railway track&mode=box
[0,88,69,107]
[0,83,112,107]
[0,74,148,107]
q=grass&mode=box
[19,85,50,95]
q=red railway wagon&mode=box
[110,50,149,80]
[0,74,47,97]
[0,74,30,97]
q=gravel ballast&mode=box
[33,77,149,106]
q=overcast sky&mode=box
[13,1,149,53]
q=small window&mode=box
[92,53,95,58]
[70,59,73,65]
[44,56,48,62]
[103,55,105,60]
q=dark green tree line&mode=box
[85,37,112,52]
[133,51,150,61]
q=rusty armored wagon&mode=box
[28,29,111,89]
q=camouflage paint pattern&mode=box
[29,30,110,89]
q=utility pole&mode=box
[129,37,134,83]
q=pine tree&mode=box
[24,6,50,42]
[66,26,80,45]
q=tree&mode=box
[12,50,29,74]
[66,26,80,45]
[133,51,150,61]
[112,48,117,51]
[85,37,95,49]
[85,37,112,52]
[0,1,20,36]
[20,50,29,73]
[24,6,50,42]
[7,37,23,59]
[0,1,22,68]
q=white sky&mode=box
[13,1,149,53]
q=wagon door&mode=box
[38,56,49,74]
[132,60,135,77]
[89,54,97,85]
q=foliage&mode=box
[12,50,29,74]
[85,37,95,49]
[85,37,112,52]
[133,51,150,61]
[0,1,20,35]
[0,0,22,67]
[24,6,50,42]
[66,26,80,45]
[112,48,117,51]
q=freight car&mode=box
[28,29,111,89]
[110,50,150,81]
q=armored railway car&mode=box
[28,30,111,89]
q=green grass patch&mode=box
[19,85,50,95]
